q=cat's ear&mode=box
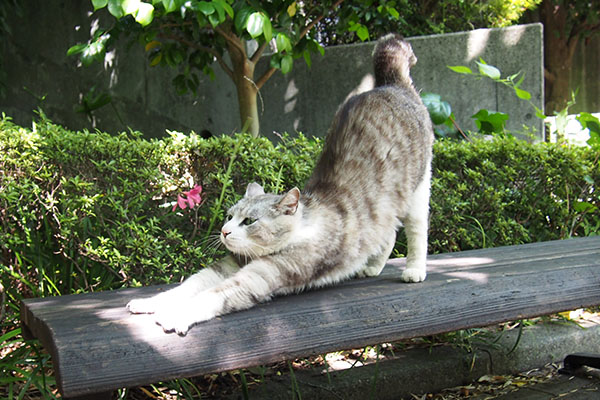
[245,182,265,198]
[278,187,300,215]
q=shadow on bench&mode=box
[20,237,600,399]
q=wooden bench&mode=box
[20,237,600,399]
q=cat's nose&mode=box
[221,228,231,238]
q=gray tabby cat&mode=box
[127,34,435,335]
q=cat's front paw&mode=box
[154,291,224,335]
[126,297,158,314]
[400,267,426,283]
[154,309,199,336]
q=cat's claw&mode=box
[400,267,426,283]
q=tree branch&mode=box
[215,25,247,59]
[250,40,270,64]
[299,0,346,40]
[255,67,277,90]
[254,0,346,90]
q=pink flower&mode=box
[172,185,203,211]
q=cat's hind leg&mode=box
[400,169,431,283]
[357,235,395,278]
[126,255,240,314]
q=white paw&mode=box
[154,292,224,335]
[400,267,426,283]
[154,308,199,335]
[126,297,158,314]
[358,266,382,278]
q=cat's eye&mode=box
[242,217,257,226]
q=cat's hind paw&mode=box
[400,267,426,283]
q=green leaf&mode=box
[122,0,141,15]
[246,12,264,38]
[149,52,162,66]
[514,87,531,100]
[447,65,473,75]
[386,6,399,19]
[281,55,293,74]
[92,0,109,10]
[534,106,546,120]
[108,0,124,18]
[234,6,253,34]
[261,13,272,42]
[421,92,452,125]
[471,109,509,134]
[476,61,501,80]
[269,54,281,70]
[207,12,220,26]
[573,201,597,213]
[135,2,155,25]
[195,1,214,15]
[577,112,600,135]
[212,1,225,21]
[67,43,87,56]
[276,33,291,53]
[162,0,177,13]
[302,49,311,67]
[214,0,234,18]
[356,25,369,41]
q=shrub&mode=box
[426,137,599,253]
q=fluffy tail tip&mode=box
[373,34,417,87]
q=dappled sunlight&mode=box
[466,29,490,62]
[444,270,489,284]
[427,256,495,268]
[284,79,299,114]
[386,255,495,284]
[346,73,375,102]
[501,24,527,46]
[427,256,494,283]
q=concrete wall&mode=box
[0,1,544,140]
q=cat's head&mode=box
[220,183,301,258]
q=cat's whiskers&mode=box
[196,233,227,259]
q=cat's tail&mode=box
[373,34,417,88]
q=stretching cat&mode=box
[127,34,435,335]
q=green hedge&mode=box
[1,116,598,317]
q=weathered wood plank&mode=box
[20,237,600,398]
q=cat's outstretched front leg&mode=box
[126,255,240,315]
[153,258,282,335]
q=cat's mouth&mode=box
[220,235,245,255]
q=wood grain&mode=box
[20,237,600,398]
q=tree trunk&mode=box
[227,39,260,137]
[541,0,579,114]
